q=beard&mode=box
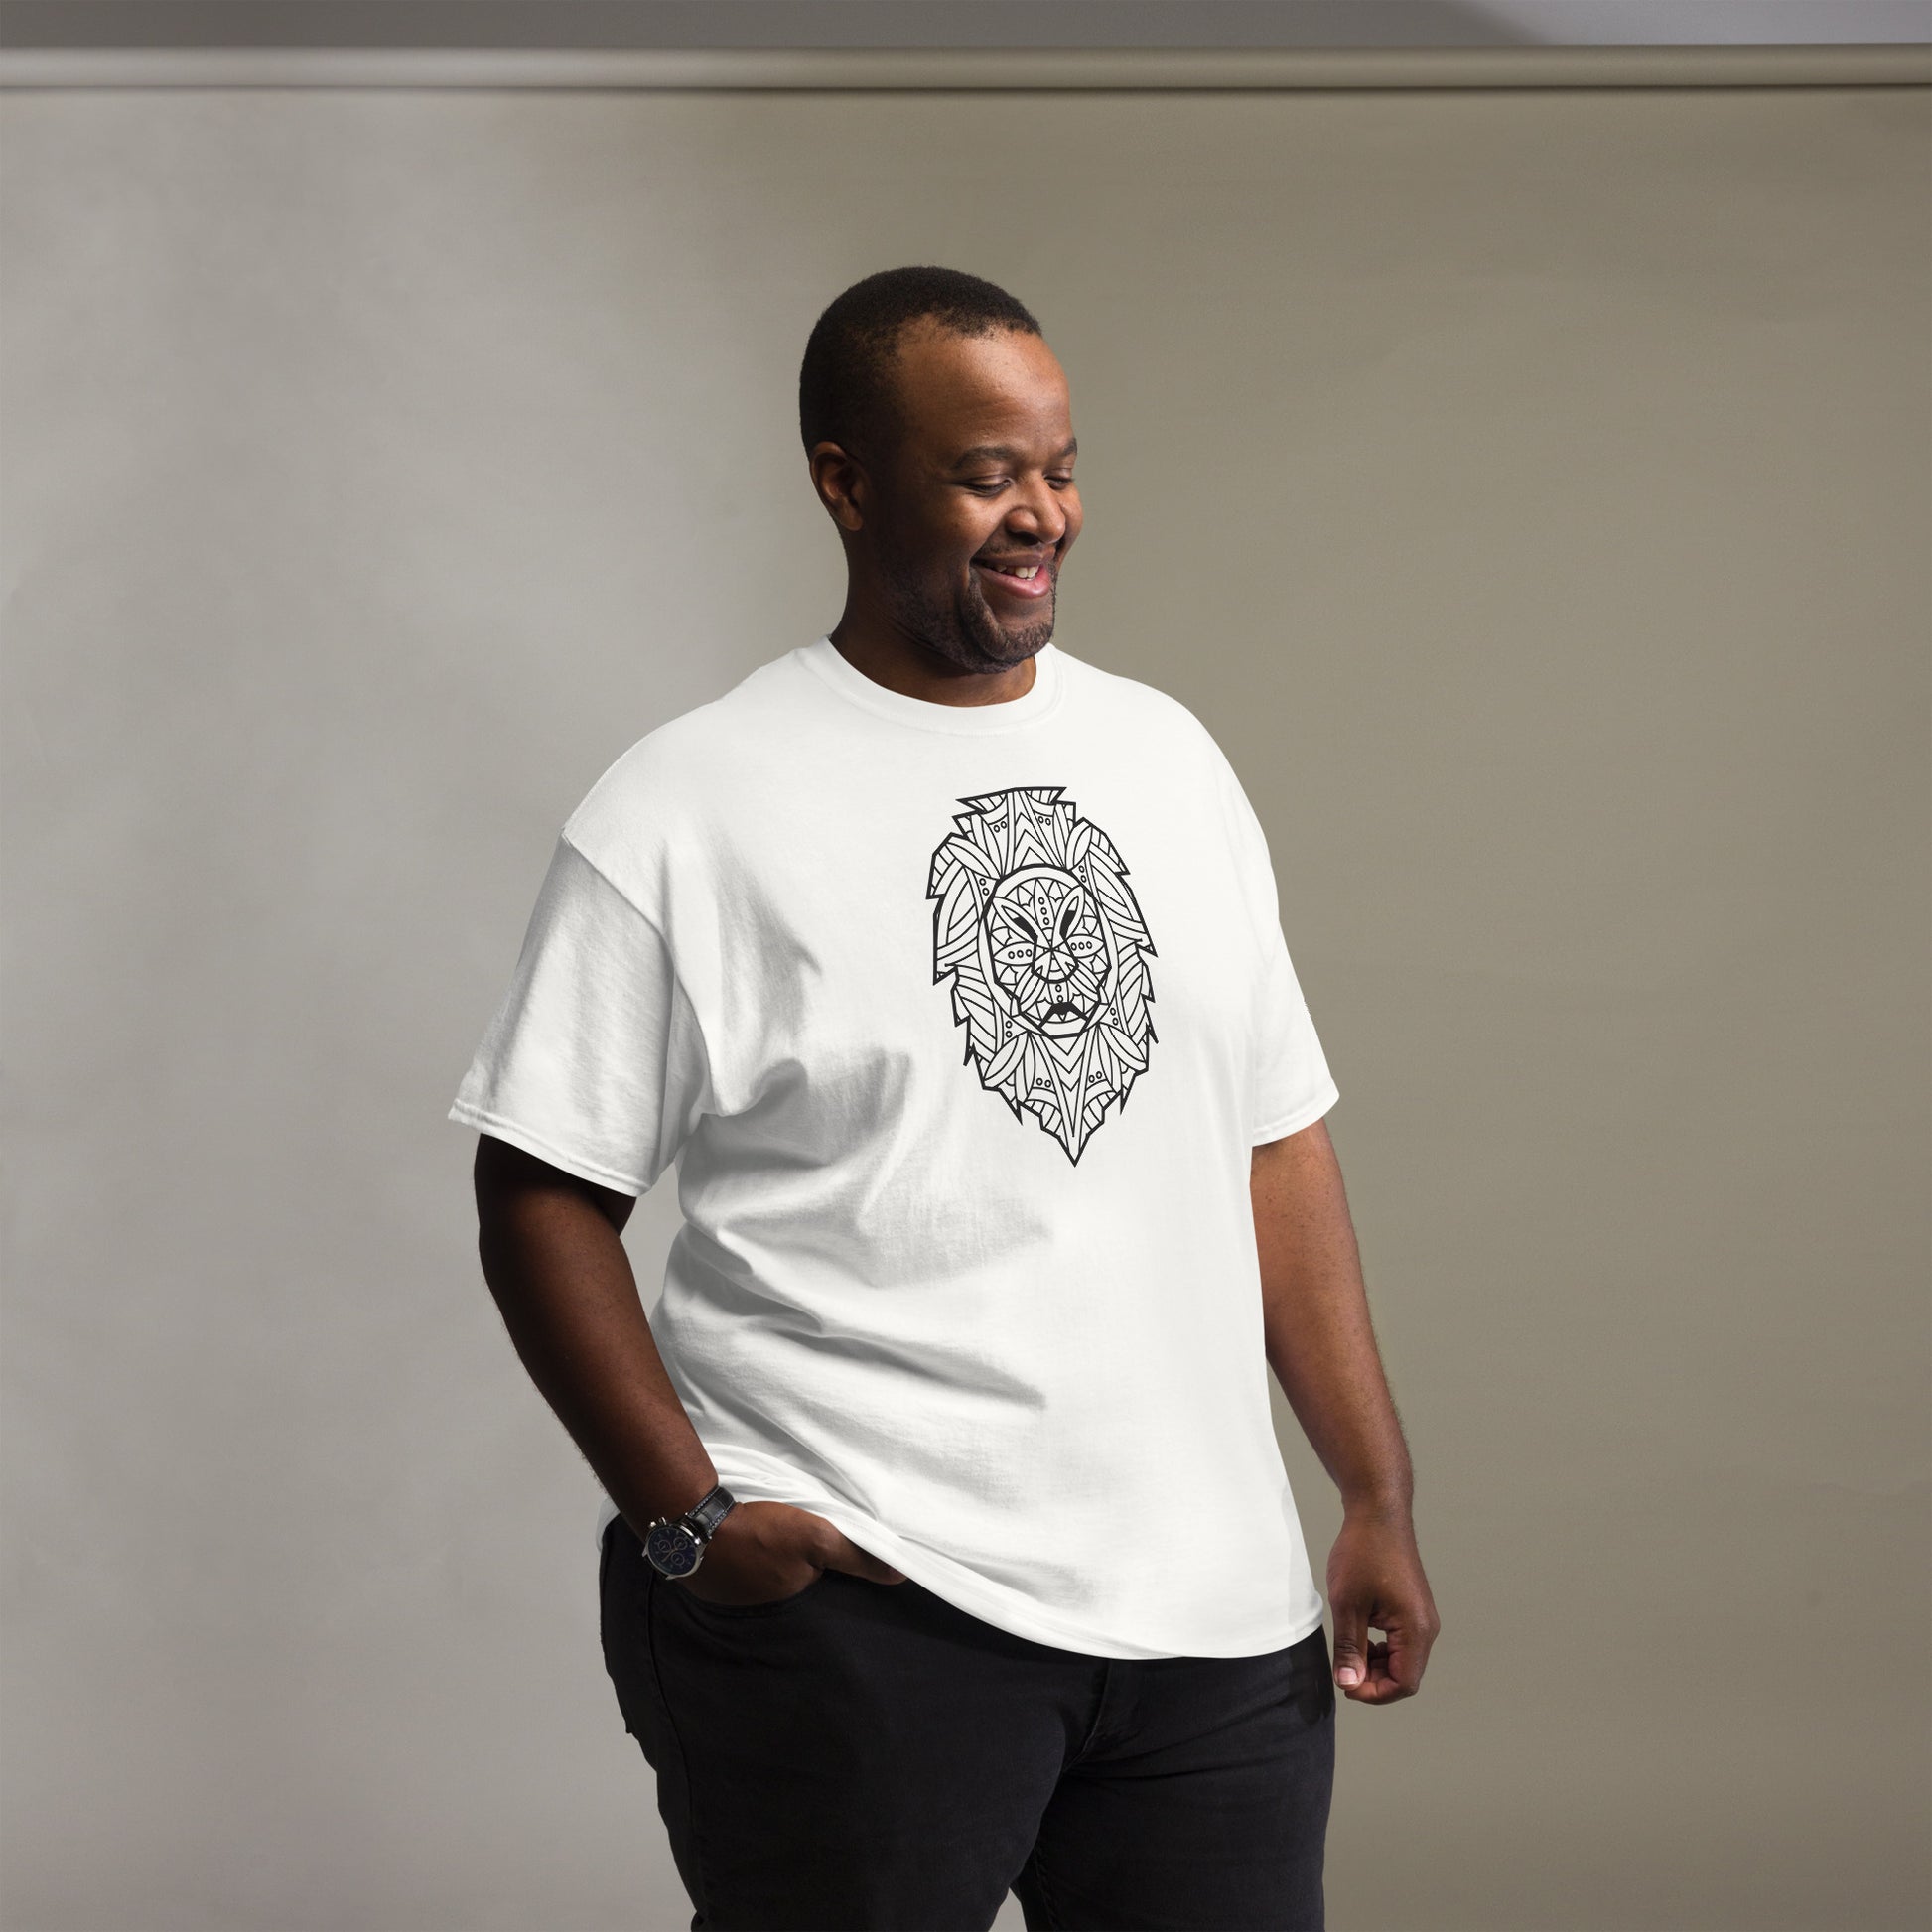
[874,544,1057,677]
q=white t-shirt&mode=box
[449,634,1339,1659]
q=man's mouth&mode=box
[974,555,1054,602]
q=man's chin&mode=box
[971,611,1054,667]
[907,596,1053,675]
[1007,627,1055,664]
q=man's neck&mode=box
[826,622,1040,710]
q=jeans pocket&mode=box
[597,1518,638,1736]
[1285,1623,1336,1728]
[668,1565,837,1619]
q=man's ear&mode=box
[808,441,868,535]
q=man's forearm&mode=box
[1251,1119,1413,1514]
[474,1148,717,1537]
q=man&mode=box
[451,264,1438,1932]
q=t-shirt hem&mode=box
[1251,1078,1340,1146]
[447,1100,648,1196]
[599,1480,1324,1662]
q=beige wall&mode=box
[3,67,1926,1932]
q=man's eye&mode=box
[968,476,1073,494]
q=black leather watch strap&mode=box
[683,1482,737,1541]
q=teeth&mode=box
[986,563,1038,578]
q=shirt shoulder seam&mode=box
[553,831,711,1076]
[556,827,672,943]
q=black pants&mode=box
[599,1514,1335,1931]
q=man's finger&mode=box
[1330,1605,1368,1688]
[831,1533,907,1585]
[1381,1621,1431,1695]
[1353,1636,1418,1703]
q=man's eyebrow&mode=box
[948,438,1079,468]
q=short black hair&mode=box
[798,266,1042,471]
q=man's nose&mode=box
[1005,481,1068,542]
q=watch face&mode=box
[644,1521,702,1577]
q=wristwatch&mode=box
[642,1482,739,1578]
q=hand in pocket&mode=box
[673,1500,909,1607]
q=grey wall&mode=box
[3,59,1928,1932]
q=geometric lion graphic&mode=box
[927,785,1158,1163]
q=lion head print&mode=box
[927,786,1158,1162]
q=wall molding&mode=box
[3,43,1928,90]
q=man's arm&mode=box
[1252,1116,1441,1702]
[471,1133,721,1536]
[469,1133,904,1602]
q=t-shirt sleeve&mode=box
[447,833,711,1195]
[1219,764,1340,1144]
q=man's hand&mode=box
[1326,1502,1440,1703]
[674,1500,908,1607]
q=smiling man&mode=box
[452,265,1438,1932]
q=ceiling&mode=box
[3,0,1926,49]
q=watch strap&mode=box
[682,1482,737,1541]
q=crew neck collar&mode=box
[797,634,1066,735]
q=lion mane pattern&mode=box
[926,785,1158,1163]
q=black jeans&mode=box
[599,1514,1335,1931]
